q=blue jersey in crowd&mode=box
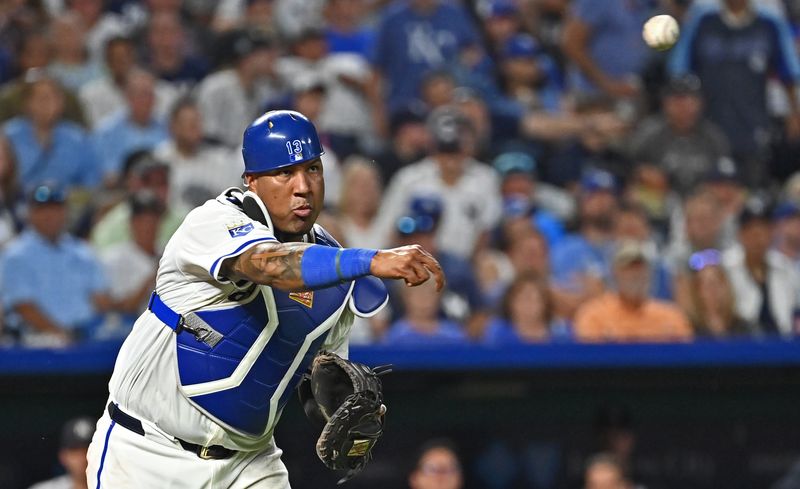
[669,5,800,158]
[372,1,479,112]
[93,110,168,179]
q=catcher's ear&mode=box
[242,190,274,229]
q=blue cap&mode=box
[242,110,325,174]
[396,196,443,235]
[773,201,800,220]
[503,34,540,59]
[492,151,536,177]
[580,168,616,193]
[29,182,67,205]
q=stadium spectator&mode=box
[274,0,326,40]
[67,0,129,65]
[666,191,731,274]
[3,75,101,192]
[498,34,563,113]
[774,202,800,273]
[90,152,182,252]
[336,156,386,249]
[47,12,103,92]
[196,29,280,148]
[393,195,488,337]
[723,201,800,337]
[546,96,630,187]
[144,12,209,87]
[379,107,501,259]
[372,0,480,114]
[153,98,241,212]
[613,203,673,301]
[627,74,730,197]
[99,190,161,336]
[408,439,463,489]
[384,278,468,346]
[492,151,565,247]
[678,248,754,338]
[0,183,111,347]
[0,31,87,125]
[583,453,632,489]
[482,273,570,345]
[550,169,618,308]
[562,0,652,97]
[574,240,693,342]
[373,108,431,185]
[477,0,521,54]
[93,69,169,182]
[79,36,177,128]
[669,0,800,188]
[28,416,95,489]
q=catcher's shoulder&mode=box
[312,224,341,248]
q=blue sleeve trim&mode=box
[208,237,277,282]
[764,12,800,83]
[668,8,712,76]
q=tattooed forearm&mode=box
[221,242,313,290]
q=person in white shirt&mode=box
[196,29,281,148]
[29,417,96,489]
[154,98,242,212]
[378,106,502,259]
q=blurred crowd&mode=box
[0,0,800,348]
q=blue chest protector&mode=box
[169,222,388,436]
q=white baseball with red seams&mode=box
[643,15,680,51]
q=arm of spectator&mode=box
[520,111,626,142]
[562,14,637,98]
[572,298,603,342]
[367,70,388,139]
[14,303,70,341]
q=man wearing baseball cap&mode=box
[28,416,96,489]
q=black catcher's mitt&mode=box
[297,351,390,484]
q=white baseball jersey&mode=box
[105,188,361,452]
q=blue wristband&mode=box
[300,245,377,289]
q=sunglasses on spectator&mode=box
[688,249,721,272]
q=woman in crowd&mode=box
[482,272,571,345]
[679,249,753,338]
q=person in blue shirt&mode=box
[3,75,101,192]
[562,0,654,97]
[384,278,468,346]
[669,0,800,188]
[0,183,111,346]
[483,273,572,345]
[324,0,376,58]
[550,169,618,317]
[93,70,168,184]
[390,194,489,338]
[492,151,565,248]
[372,0,480,114]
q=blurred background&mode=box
[0,0,800,488]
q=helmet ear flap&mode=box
[242,190,274,230]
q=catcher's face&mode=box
[246,158,324,239]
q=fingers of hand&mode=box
[402,260,429,286]
[410,248,445,291]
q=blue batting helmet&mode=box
[241,110,325,174]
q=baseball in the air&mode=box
[643,15,680,51]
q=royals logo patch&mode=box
[228,222,254,237]
[288,291,314,308]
